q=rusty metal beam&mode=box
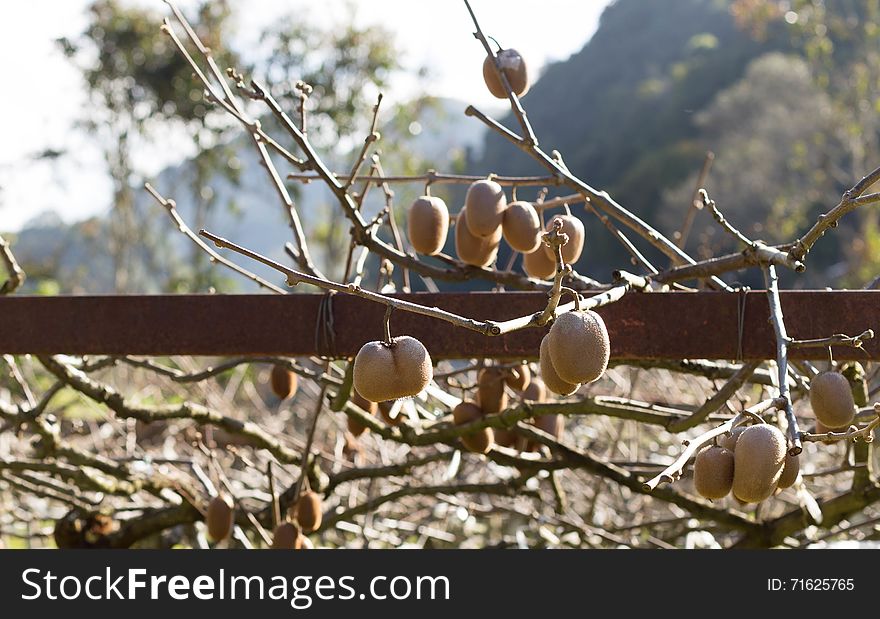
[0,292,878,360]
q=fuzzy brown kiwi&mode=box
[270,364,298,400]
[464,179,507,237]
[732,424,787,503]
[524,413,563,452]
[522,245,557,279]
[452,401,494,454]
[693,445,734,500]
[493,427,519,448]
[505,364,531,392]
[810,371,856,429]
[455,208,501,266]
[482,48,530,98]
[205,495,234,542]
[352,336,432,402]
[407,195,449,256]
[502,200,542,253]
[477,367,509,414]
[547,310,610,384]
[777,453,800,489]
[271,522,304,549]
[521,377,547,402]
[347,390,377,437]
[543,214,584,264]
[718,425,747,452]
[539,335,580,396]
[294,490,323,533]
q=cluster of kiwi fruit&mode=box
[270,490,322,549]
[452,364,563,454]
[539,309,610,396]
[694,423,799,503]
[693,368,859,503]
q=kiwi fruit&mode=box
[502,201,542,253]
[493,427,519,448]
[777,453,800,489]
[477,367,509,414]
[718,425,747,452]
[205,495,234,542]
[270,364,298,400]
[378,400,404,426]
[271,522,304,549]
[521,377,547,402]
[810,371,855,429]
[452,401,494,454]
[732,424,787,503]
[523,245,558,279]
[524,413,563,452]
[464,180,507,237]
[505,364,531,392]
[294,490,323,533]
[455,208,501,267]
[408,195,449,256]
[352,335,432,402]
[693,445,734,500]
[347,390,377,437]
[482,48,529,98]
[547,310,610,384]
[543,214,585,264]
[539,335,580,396]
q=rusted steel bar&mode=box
[0,291,878,360]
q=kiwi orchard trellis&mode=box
[2,1,880,549]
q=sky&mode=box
[0,0,610,232]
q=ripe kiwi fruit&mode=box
[521,377,547,402]
[505,364,531,392]
[732,424,787,503]
[810,371,855,429]
[777,453,800,489]
[482,48,529,98]
[464,179,507,237]
[455,208,501,266]
[452,401,494,454]
[352,335,432,402]
[271,522,304,549]
[477,367,508,414]
[408,195,449,256]
[522,245,558,279]
[205,495,234,542]
[493,427,519,448]
[693,445,734,500]
[378,400,404,426]
[270,364,298,400]
[718,425,747,452]
[547,310,610,384]
[543,214,584,264]
[523,413,563,452]
[502,201,542,253]
[539,334,580,396]
[294,490,323,533]
[347,390,377,437]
